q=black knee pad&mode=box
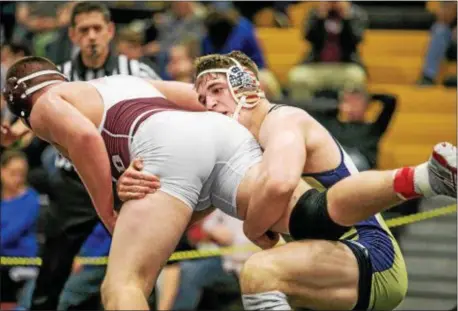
[288,189,350,241]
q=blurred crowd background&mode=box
[0,1,456,310]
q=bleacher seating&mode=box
[255,26,456,170]
[256,28,456,86]
[372,85,456,169]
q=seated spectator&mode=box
[316,88,397,171]
[115,24,160,74]
[23,218,155,310]
[21,222,112,310]
[232,1,293,28]
[1,41,31,89]
[143,2,207,59]
[1,42,46,170]
[12,2,72,56]
[417,2,457,86]
[0,150,40,306]
[1,41,32,126]
[165,39,200,82]
[170,209,259,310]
[116,26,145,61]
[44,2,79,64]
[202,8,283,100]
[288,1,368,101]
[58,222,111,310]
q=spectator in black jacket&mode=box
[316,89,396,171]
[288,1,368,101]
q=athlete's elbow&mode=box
[69,130,102,153]
[264,174,298,198]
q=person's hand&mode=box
[317,1,331,19]
[250,231,280,250]
[143,41,161,57]
[72,260,83,274]
[0,122,31,147]
[334,1,351,18]
[116,158,161,202]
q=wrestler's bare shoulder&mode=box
[49,81,98,98]
[270,105,315,122]
[262,104,332,151]
[263,105,316,133]
[38,81,103,113]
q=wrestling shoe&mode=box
[416,142,457,198]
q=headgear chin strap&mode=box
[196,58,265,121]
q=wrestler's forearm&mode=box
[69,132,115,229]
[245,129,307,238]
[244,172,293,238]
[149,80,206,112]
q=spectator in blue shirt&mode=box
[201,8,282,100]
[1,150,40,304]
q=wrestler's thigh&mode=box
[104,191,193,294]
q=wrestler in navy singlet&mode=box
[269,103,407,310]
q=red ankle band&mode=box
[393,167,420,200]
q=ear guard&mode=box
[196,58,265,121]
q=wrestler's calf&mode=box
[240,240,359,310]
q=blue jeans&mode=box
[40,145,58,177]
[20,267,106,310]
[423,22,453,79]
[172,257,238,310]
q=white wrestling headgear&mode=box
[196,58,265,121]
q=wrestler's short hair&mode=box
[194,50,259,79]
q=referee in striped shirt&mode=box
[27,2,161,310]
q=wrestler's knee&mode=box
[101,273,148,309]
[240,251,285,294]
[101,276,117,309]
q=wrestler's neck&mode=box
[30,82,64,106]
[81,48,109,69]
[241,99,270,141]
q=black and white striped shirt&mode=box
[55,52,161,174]
[58,52,161,82]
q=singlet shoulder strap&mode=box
[268,103,287,114]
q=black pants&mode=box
[1,266,27,303]
[29,170,99,310]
